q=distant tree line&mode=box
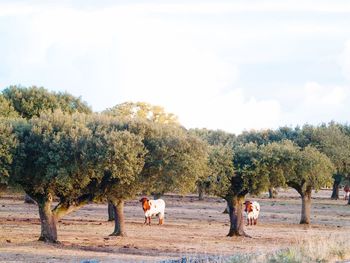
[0,85,348,243]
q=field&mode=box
[0,189,349,263]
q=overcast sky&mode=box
[1,0,350,134]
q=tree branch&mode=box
[52,194,94,219]
[286,181,303,196]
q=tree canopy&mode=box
[104,102,179,125]
[2,85,91,119]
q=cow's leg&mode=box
[148,216,151,225]
[144,216,147,225]
[254,218,257,225]
[159,216,164,225]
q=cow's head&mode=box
[139,197,151,212]
[244,201,253,213]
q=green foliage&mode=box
[86,115,147,201]
[0,120,17,184]
[141,125,208,195]
[11,111,95,199]
[200,145,234,198]
[233,143,270,196]
[0,95,19,119]
[260,140,298,189]
[103,103,208,197]
[294,146,334,192]
[2,85,91,119]
[104,101,179,125]
[189,128,236,147]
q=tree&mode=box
[104,102,179,125]
[189,128,236,148]
[225,143,270,236]
[142,126,208,197]
[202,145,233,202]
[2,86,93,202]
[86,115,147,236]
[261,141,334,224]
[103,102,178,221]
[10,111,145,242]
[0,95,19,119]
[0,96,19,194]
[296,124,350,200]
[0,119,17,191]
[189,128,235,200]
[97,115,208,236]
[2,85,91,119]
[287,146,334,223]
[102,103,207,235]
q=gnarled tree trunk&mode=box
[268,188,278,199]
[331,174,342,200]
[226,195,249,237]
[108,201,115,221]
[37,196,58,243]
[109,199,127,237]
[198,185,204,200]
[300,189,312,224]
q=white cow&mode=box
[139,197,165,225]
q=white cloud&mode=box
[282,82,350,126]
[1,1,350,134]
[178,89,282,134]
[340,40,350,81]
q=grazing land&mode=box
[0,189,349,262]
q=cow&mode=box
[139,197,165,225]
[244,200,260,226]
[344,185,350,200]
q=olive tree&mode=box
[104,101,179,125]
[98,115,208,236]
[2,85,91,119]
[86,116,147,236]
[286,146,334,224]
[11,111,145,242]
[189,128,235,200]
[2,86,92,202]
[0,96,19,193]
[261,140,334,224]
[103,102,180,219]
[0,119,17,193]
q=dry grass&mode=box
[161,234,349,263]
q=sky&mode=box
[1,0,350,134]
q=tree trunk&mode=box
[226,196,249,237]
[24,193,36,204]
[107,201,115,221]
[152,193,161,200]
[198,185,204,200]
[109,199,127,237]
[268,188,278,199]
[0,183,7,196]
[37,197,58,243]
[300,191,312,224]
[331,176,341,200]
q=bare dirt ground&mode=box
[0,189,349,262]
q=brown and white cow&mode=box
[139,197,165,225]
[244,200,260,226]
